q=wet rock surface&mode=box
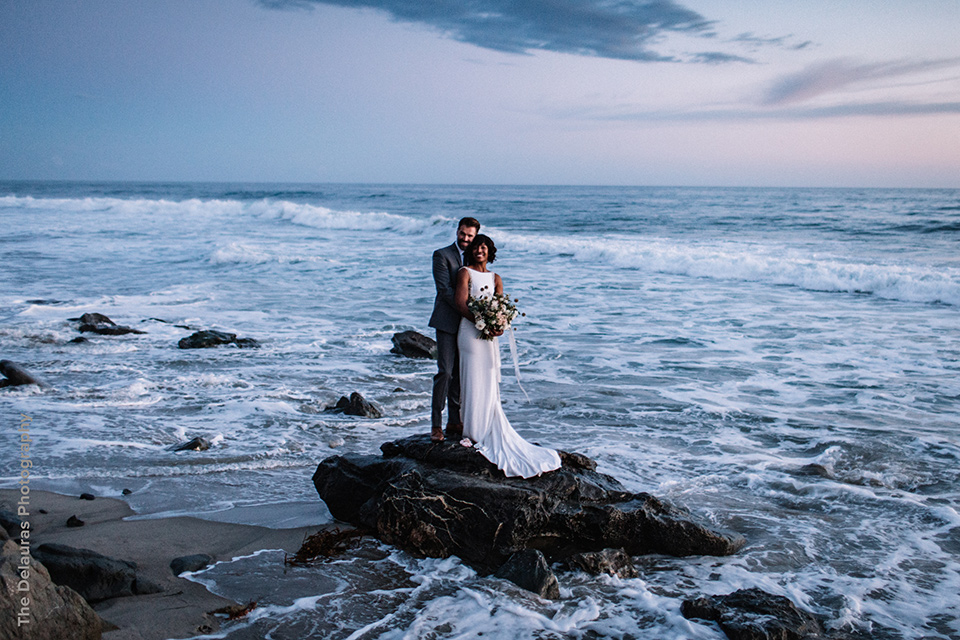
[177,329,260,349]
[390,330,437,359]
[32,543,162,604]
[71,312,146,336]
[172,437,212,452]
[313,435,745,574]
[170,554,214,576]
[0,360,43,387]
[494,549,560,599]
[326,392,382,418]
[682,588,833,640]
[0,539,104,640]
[561,547,638,578]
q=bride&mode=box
[453,234,561,478]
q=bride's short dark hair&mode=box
[467,234,497,264]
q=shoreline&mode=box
[1,489,327,640]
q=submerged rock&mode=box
[390,330,437,359]
[71,312,146,335]
[326,392,382,418]
[312,435,745,575]
[0,360,42,387]
[178,329,260,349]
[172,437,212,452]
[681,588,827,640]
[32,543,162,603]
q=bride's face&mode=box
[472,242,488,264]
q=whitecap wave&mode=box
[502,231,960,306]
[0,194,444,234]
[246,199,445,234]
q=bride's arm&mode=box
[454,268,474,321]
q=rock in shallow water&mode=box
[312,435,745,574]
[178,329,260,349]
[72,312,146,335]
[390,330,437,359]
[172,437,212,452]
[681,588,829,640]
[0,359,43,387]
[326,392,382,418]
[494,549,560,599]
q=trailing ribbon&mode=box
[507,327,531,402]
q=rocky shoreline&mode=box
[0,490,321,640]
[3,318,842,639]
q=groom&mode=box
[429,216,480,442]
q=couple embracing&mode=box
[428,217,561,479]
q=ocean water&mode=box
[1,181,959,639]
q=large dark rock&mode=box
[0,540,103,640]
[71,312,146,336]
[326,392,382,418]
[0,510,18,538]
[178,329,260,349]
[31,543,161,603]
[390,331,437,359]
[0,360,42,388]
[313,435,745,574]
[681,588,826,640]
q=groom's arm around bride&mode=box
[428,217,480,442]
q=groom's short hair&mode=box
[458,217,480,232]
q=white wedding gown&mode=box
[458,268,561,478]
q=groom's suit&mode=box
[429,242,464,430]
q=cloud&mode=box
[559,100,960,123]
[690,51,754,65]
[733,33,811,49]
[763,58,960,105]
[258,0,758,63]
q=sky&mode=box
[1,0,959,187]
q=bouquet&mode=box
[467,286,521,341]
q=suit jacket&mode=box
[429,242,463,334]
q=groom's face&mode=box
[457,225,478,251]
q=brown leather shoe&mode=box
[446,422,463,439]
[431,426,445,443]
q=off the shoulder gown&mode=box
[457,268,561,478]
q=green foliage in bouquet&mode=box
[467,285,522,341]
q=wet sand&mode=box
[1,489,326,640]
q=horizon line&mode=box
[2,178,958,191]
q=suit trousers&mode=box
[432,328,461,429]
